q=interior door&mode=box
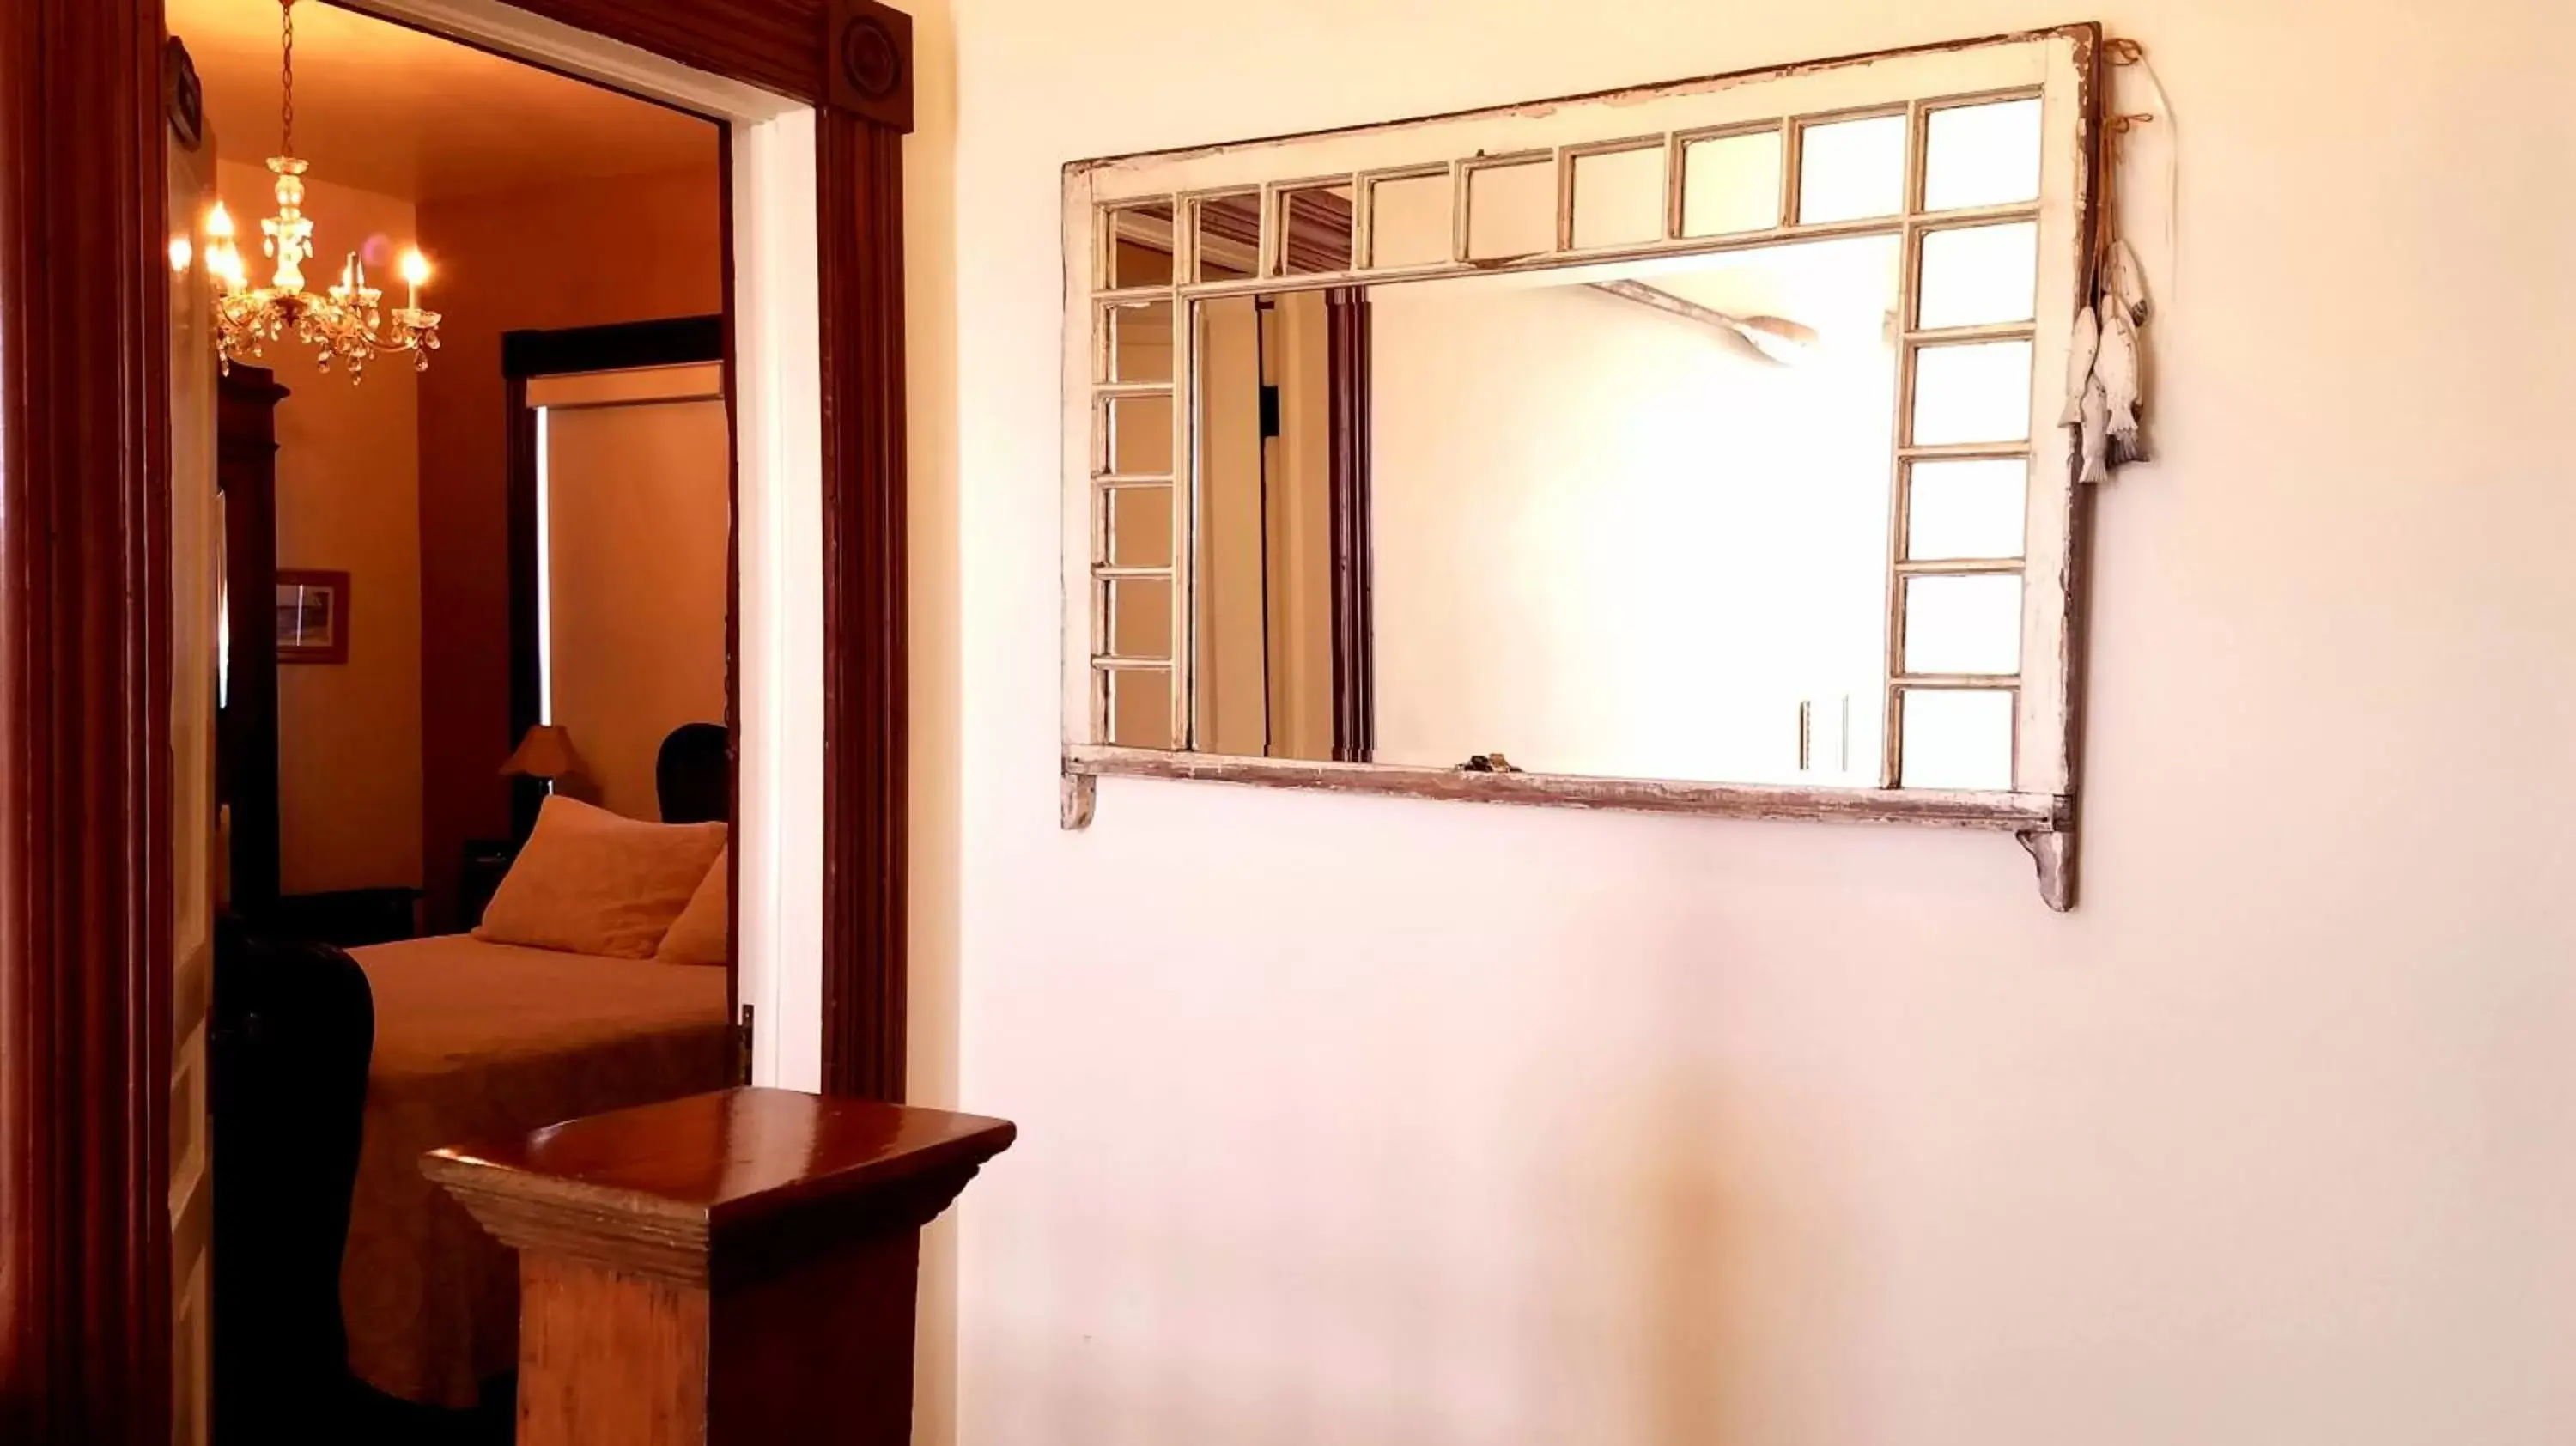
[167,45,221,1446]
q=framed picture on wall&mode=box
[275,568,349,665]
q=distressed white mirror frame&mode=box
[1060,25,2106,909]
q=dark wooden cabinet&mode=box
[264,888,422,948]
[456,838,519,931]
[217,366,287,920]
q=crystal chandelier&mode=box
[202,0,442,381]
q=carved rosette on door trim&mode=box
[828,0,914,132]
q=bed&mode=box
[340,935,730,1405]
[339,721,737,1407]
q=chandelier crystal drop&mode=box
[204,0,442,381]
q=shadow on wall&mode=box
[1625,926,1878,1446]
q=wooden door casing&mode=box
[169,59,222,1443]
[0,1,919,1441]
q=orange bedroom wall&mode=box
[415,163,724,929]
[214,159,427,898]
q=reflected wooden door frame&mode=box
[0,0,916,1439]
[1324,287,1375,762]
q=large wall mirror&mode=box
[1061,27,2107,908]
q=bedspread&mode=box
[342,934,729,1407]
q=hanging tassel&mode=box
[2060,306,2099,428]
[2103,307,2150,468]
[2106,239,2152,326]
[2078,373,2111,484]
[2098,309,2141,434]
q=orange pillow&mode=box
[474,795,727,959]
[655,848,729,966]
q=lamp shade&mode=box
[499,723,586,781]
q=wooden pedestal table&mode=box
[426,1086,1015,1446]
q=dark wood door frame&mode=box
[0,1,918,1439]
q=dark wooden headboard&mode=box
[655,723,729,825]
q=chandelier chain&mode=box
[277,0,295,157]
[205,0,440,383]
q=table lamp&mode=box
[499,723,585,793]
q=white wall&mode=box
[216,161,426,895]
[943,3,2576,1445]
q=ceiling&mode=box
[168,0,719,203]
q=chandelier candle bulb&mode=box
[401,249,428,309]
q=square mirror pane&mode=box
[1104,485,1173,569]
[1911,340,2032,446]
[1903,573,2022,675]
[1368,171,1452,268]
[1796,113,1906,223]
[1103,392,1174,475]
[1104,576,1173,659]
[1194,191,1261,282]
[1104,301,1173,383]
[1279,185,1354,274]
[1106,202,1176,289]
[1923,99,2042,211]
[1680,129,1783,236]
[1916,222,2038,329]
[1467,159,1556,260]
[1906,459,2026,561]
[1899,687,2014,790]
[1106,667,1173,749]
[1571,145,1664,249]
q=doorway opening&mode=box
[162,1,793,1437]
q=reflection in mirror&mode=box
[1106,202,1176,289]
[1104,575,1173,659]
[1195,191,1261,282]
[1905,458,2026,561]
[1902,573,2022,675]
[1911,339,2032,446]
[1104,300,1173,383]
[1898,686,2014,789]
[1194,289,1345,758]
[1923,98,2042,211]
[1105,666,1173,750]
[1570,144,1665,250]
[1368,170,1452,269]
[1466,157,1556,260]
[1103,392,1173,476]
[1680,128,1783,237]
[1191,235,1905,783]
[1103,484,1172,569]
[1278,185,1355,274]
[1796,112,1906,223]
[1917,221,2038,329]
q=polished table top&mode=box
[427,1086,1016,1231]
